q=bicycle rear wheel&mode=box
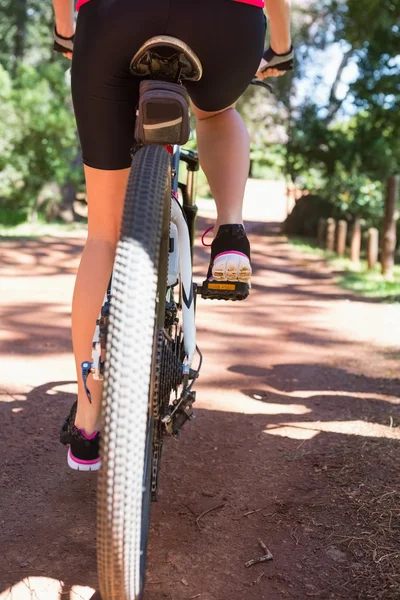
[97,145,171,600]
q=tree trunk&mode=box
[350,219,361,264]
[326,218,336,252]
[336,220,348,256]
[381,175,399,279]
[317,218,327,248]
[13,0,27,75]
[55,150,86,223]
[248,160,254,179]
[367,228,379,270]
[58,180,77,223]
[286,180,296,218]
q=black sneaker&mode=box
[60,401,101,471]
[205,224,252,283]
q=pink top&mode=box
[234,0,264,5]
[77,0,264,9]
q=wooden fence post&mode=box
[367,228,379,270]
[317,218,327,248]
[350,219,361,264]
[336,220,348,256]
[381,175,399,279]
[326,218,336,252]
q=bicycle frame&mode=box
[169,145,199,366]
[172,146,199,253]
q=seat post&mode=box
[178,149,200,257]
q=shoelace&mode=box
[201,226,214,247]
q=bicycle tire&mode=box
[97,144,171,600]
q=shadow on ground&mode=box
[1,219,400,600]
[1,366,399,600]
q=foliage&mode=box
[0,0,398,222]
[284,175,384,240]
[0,62,81,219]
[325,173,384,223]
[0,65,23,200]
[0,1,81,221]
[283,194,338,237]
[277,0,399,227]
[338,265,400,301]
[287,236,400,301]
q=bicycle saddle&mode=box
[130,36,203,82]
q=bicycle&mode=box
[80,35,271,600]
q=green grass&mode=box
[287,236,400,301]
[286,237,326,256]
[0,220,87,238]
[337,264,400,300]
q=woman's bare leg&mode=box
[72,166,129,435]
[192,103,250,233]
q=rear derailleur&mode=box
[162,388,196,437]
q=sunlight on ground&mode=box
[198,385,400,418]
[0,392,26,403]
[261,384,400,406]
[198,391,311,415]
[0,579,95,600]
[264,420,400,440]
[51,383,78,395]
[264,424,318,440]
[327,301,400,351]
[0,330,26,342]
[0,356,76,389]
[0,382,78,405]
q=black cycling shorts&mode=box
[71,0,266,170]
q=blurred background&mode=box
[0,0,398,240]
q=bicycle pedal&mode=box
[198,280,249,301]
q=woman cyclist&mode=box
[53,0,293,470]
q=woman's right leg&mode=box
[170,0,266,280]
[192,103,250,234]
[173,0,266,228]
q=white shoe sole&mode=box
[212,252,252,283]
[67,448,101,472]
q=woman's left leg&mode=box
[72,166,129,435]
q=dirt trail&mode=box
[1,211,400,600]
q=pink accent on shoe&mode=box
[78,429,99,441]
[68,448,100,465]
[202,226,214,247]
[214,250,249,261]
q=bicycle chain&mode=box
[151,327,183,500]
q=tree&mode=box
[272,0,399,230]
[0,1,83,222]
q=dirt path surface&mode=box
[1,201,400,600]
